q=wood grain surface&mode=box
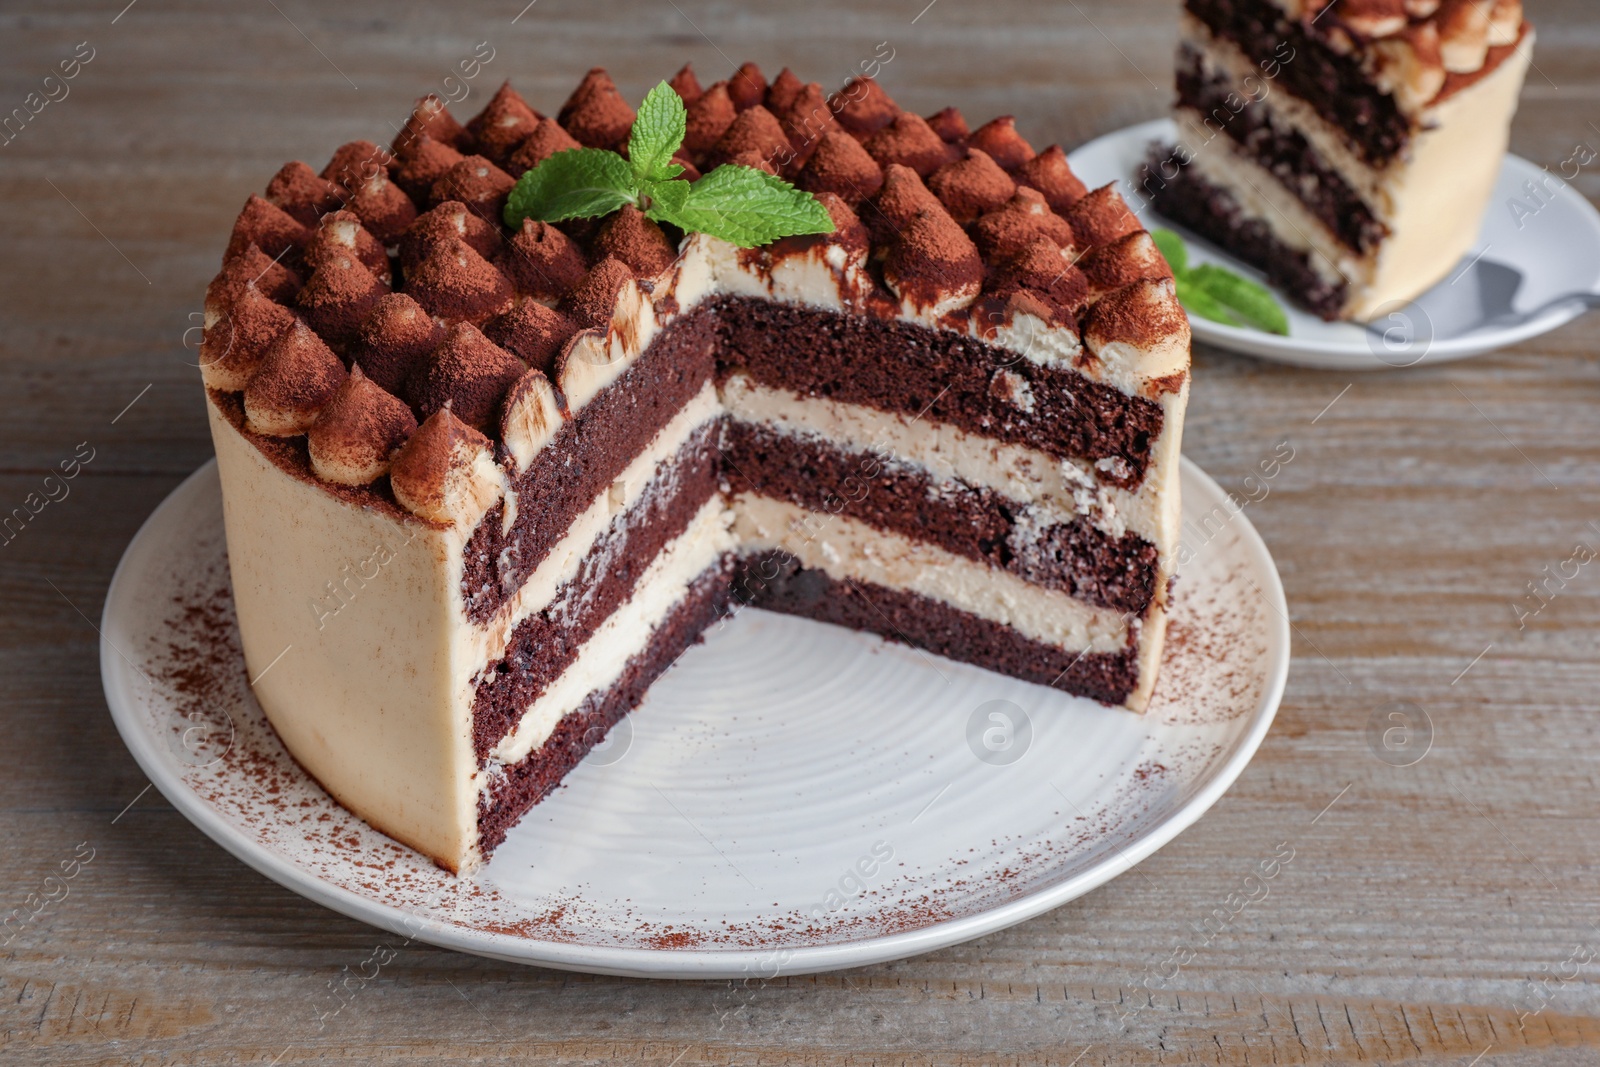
[3,1,1598,1063]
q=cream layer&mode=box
[729,493,1133,655]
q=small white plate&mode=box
[1069,118,1600,369]
[103,458,1287,979]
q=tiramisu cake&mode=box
[1146,0,1533,320]
[201,62,1191,872]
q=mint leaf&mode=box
[1150,228,1188,276]
[641,177,692,224]
[629,81,688,184]
[503,148,636,227]
[1155,226,1290,335]
[1175,275,1240,327]
[654,165,834,247]
[1187,264,1290,335]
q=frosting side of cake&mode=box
[1147,0,1532,320]
[207,400,483,867]
[200,61,1192,872]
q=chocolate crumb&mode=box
[352,292,447,395]
[1062,183,1143,247]
[595,206,679,278]
[496,217,590,301]
[484,300,580,379]
[926,106,969,143]
[265,161,344,227]
[394,136,467,201]
[728,61,768,111]
[506,118,581,178]
[561,257,634,330]
[465,81,542,163]
[308,365,418,485]
[684,81,737,156]
[429,155,516,223]
[830,76,899,137]
[668,63,703,105]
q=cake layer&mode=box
[734,550,1139,706]
[464,291,1175,622]
[477,454,1155,767]
[471,423,721,759]
[681,229,1188,403]
[730,493,1132,654]
[487,495,734,766]
[710,295,1165,489]
[721,419,1159,614]
[478,558,736,854]
[462,308,720,622]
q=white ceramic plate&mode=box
[1069,118,1600,369]
[103,457,1287,979]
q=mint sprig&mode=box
[628,81,687,183]
[504,148,635,222]
[504,80,834,249]
[654,164,833,247]
[1151,228,1289,336]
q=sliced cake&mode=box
[201,63,1192,872]
[1144,0,1533,320]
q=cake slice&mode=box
[1144,0,1533,320]
[201,64,1191,872]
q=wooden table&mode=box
[4,1,1598,1062]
